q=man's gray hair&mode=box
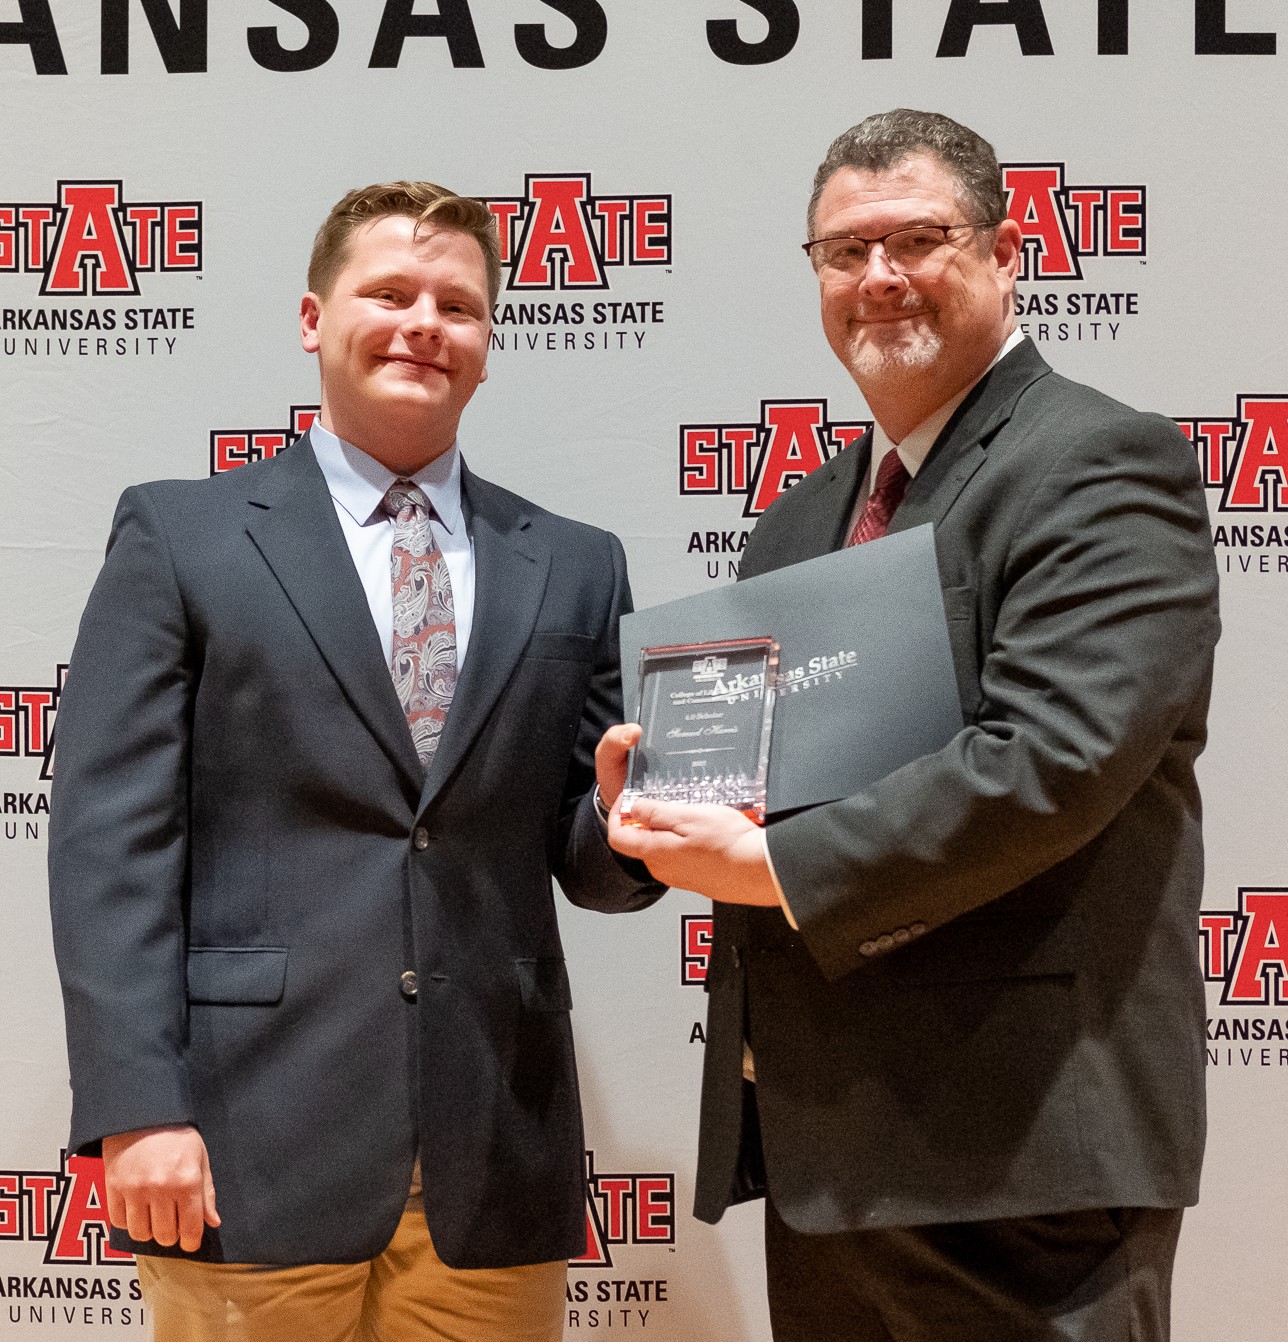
[806,109,1007,239]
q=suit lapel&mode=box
[243,432,424,795]
[815,433,871,555]
[417,466,551,811]
[892,338,1052,536]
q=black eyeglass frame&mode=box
[801,221,1004,272]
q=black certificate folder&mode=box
[620,524,963,817]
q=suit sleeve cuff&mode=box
[760,828,798,930]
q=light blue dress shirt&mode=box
[309,423,475,672]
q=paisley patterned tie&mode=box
[847,448,911,547]
[383,480,457,769]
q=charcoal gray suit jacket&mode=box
[694,338,1220,1232]
[50,430,662,1268]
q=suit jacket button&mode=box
[877,933,895,952]
[400,970,419,1000]
[893,927,911,945]
[732,947,743,969]
[413,828,430,851]
[859,940,878,957]
[910,922,927,938]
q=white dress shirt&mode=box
[310,424,475,673]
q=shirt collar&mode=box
[872,328,1026,479]
[309,422,465,533]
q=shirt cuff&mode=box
[760,829,798,930]
[592,784,611,829]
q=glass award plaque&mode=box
[620,638,779,825]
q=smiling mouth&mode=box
[856,309,930,326]
[383,355,448,372]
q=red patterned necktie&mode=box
[383,480,457,769]
[846,449,911,546]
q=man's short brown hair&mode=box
[807,109,1007,241]
[308,181,502,306]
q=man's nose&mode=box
[402,294,442,337]
[858,243,907,298]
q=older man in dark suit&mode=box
[49,180,661,1342]
[607,110,1219,1341]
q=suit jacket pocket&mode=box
[186,947,288,1004]
[525,631,595,663]
[940,583,981,722]
[514,957,573,1012]
[885,913,1081,985]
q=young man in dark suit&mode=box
[50,181,661,1341]
[606,110,1219,1340]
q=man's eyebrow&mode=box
[874,215,952,231]
[359,270,410,290]
[822,215,952,238]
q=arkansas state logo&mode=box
[210,405,319,475]
[1201,890,1288,1007]
[1000,163,1144,282]
[681,400,871,518]
[483,174,670,292]
[1177,396,1288,514]
[571,1151,675,1269]
[0,1152,132,1266]
[0,182,201,297]
[0,663,64,782]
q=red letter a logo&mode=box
[43,183,139,296]
[1225,890,1288,1006]
[1004,165,1079,281]
[1224,397,1288,511]
[511,176,606,289]
[47,1155,135,1265]
[747,403,830,516]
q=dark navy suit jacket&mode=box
[50,431,662,1268]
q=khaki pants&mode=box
[136,1175,566,1342]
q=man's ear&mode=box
[300,293,322,353]
[991,218,1023,317]
[993,218,1023,284]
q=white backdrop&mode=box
[3,3,1286,1338]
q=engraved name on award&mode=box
[620,638,779,825]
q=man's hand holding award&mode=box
[596,525,963,906]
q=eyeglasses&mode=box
[802,222,1000,277]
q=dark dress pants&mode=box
[764,1196,1184,1342]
